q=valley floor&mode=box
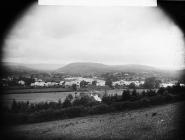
[3,101,185,140]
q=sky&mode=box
[2,3,185,70]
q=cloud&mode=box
[2,4,185,70]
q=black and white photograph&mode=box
[0,0,185,139]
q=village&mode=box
[6,76,184,89]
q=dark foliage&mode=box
[80,80,89,88]
[143,77,161,89]
[105,78,113,88]
[73,95,99,107]
[3,85,185,125]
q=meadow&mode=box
[3,87,73,94]
[2,89,157,108]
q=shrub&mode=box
[73,95,98,106]
[149,95,166,105]
[111,101,135,111]
[63,98,72,108]
[132,89,137,97]
[139,97,151,107]
[63,94,73,108]
[157,87,165,95]
[89,104,111,114]
[102,95,112,105]
[62,106,88,117]
[121,90,131,101]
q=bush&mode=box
[102,95,112,105]
[157,87,165,95]
[4,112,29,125]
[121,90,131,101]
[62,106,88,117]
[73,95,98,106]
[111,101,135,111]
[89,104,112,114]
[149,95,167,105]
[63,98,72,108]
[139,97,151,107]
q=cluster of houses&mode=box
[28,77,105,88]
[112,80,145,87]
[160,81,185,88]
[16,77,185,88]
[64,77,105,87]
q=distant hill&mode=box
[1,62,49,76]
[56,62,178,76]
[2,62,62,71]
[56,62,110,74]
[23,63,63,71]
[1,62,183,79]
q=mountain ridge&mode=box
[1,62,183,78]
[56,62,172,75]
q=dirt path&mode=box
[5,102,184,140]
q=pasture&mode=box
[2,89,157,108]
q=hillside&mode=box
[56,62,180,77]
[56,62,110,74]
[7,102,184,140]
[1,62,183,79]
[1,62,50,77]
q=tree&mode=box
[66,94,73,101]
[122,90,131,101]
[73,95,97,106]
[143,77,161,89]
[132,89,137,97]
[63,94,73,108]
[92,80,97,86]
[157,87,165,95]
[102,95,112,105]
[128,82,136,89]
[105,78,113,88]
[23,77,35,86]
[72,84,77,91]
[114,83,120,89]
[80,80,88,88]
[63,98,71,108]
[155,80,161,88]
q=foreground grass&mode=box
[3,101,185,140]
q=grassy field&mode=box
[4,101,184,140]
[3,87,73,94]
[2,92,76,108]
[3,88,156,94]
[0,89,159,109]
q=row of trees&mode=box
[9,84,185,114]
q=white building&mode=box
[112,80,144,87]
[180,83,185,87]
[96,80,105,86]
[31,81,46,87]
[18,80,25,85]
[59,81,65,85]
[90,94,102,102]
[160,83,175,88]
